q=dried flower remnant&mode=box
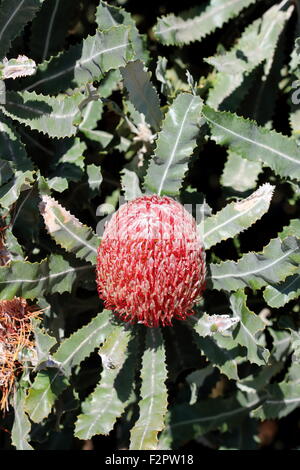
[96,195,206,327]
[0,298,40,412]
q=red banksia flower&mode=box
[96,195,206,327]
[0,298,40,412]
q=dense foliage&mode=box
[0,0,299,451]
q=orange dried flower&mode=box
[0,298,40,412]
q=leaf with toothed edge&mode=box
[39,195,100,265]
[0,0,45,60]
[221,151,262,193]
[121,169,142,201]
[210,236,300,292]
[25,370,69,423]
[22,26,134,95]
[0,254,94,299]
[130,328,168,450]
[153,0,257,46]
[144,93,202,196]
[75,324,137,439]
[121,60,162,131]
[11,387,33,450]
[203,105,300,181]
[206,2,293,108]
[0,170,35,209]
[201,183,274,249]
[1,91,83,138]
[0,114,33,170]
[229,290,269,366]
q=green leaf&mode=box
[25,370,69,423]
[1,91,83,138]
[11,387,33,450]
[0,114,33,170]
[0,254,93,299]
[130,328,168,450]
[203,105,300,181]
[202,183,274,249]
[75,324,136,439]
[0,170,35,209]
[263,273,300,308]
[229,290,269,366]
[96,1,148,63]
[154,0,257,46]
[210,236,300,292]
[23,26,134,94]
[144,93,202,196]
[29,0,73,62]
[32,319,56,364]
[207,2,293,108]
[0,0,45,60]
[53,310,113,377]
[121,60,162,131]
[190,326,240,380]
[252,382,300,420]
[39,195,100,264]
[86,164,103,197]
[160,391,262,449]
[121,169,142,201]
[221,151,262,192]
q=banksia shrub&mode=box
[0,298,39,411]
[96,195,206,327]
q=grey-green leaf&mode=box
[203,105,300,181]
[144,93,202,196]
[130,328,168,450]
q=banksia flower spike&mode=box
[96,195,206,327]
[0,298,40,412]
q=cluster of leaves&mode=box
[0,0,299,451]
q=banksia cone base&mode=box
[96,195,206,327]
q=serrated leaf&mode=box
[229,290,269,366]
[190,326,240,380]
[96,1,148,63]
[263,274,300,308]
[121,169,142,201]
[203,105,300,181]
[1,91,83,138]
[0,0,45,60]
[29,0,73,62]
[252,382,300,420]
[207,2,293,108]
[25,369,69,423]
[202,183,274,249]
[22,26,134,94]
[86,164,102,197]
[53,310,113,377]
[154,0,256,46]
[11,387,33,450]
[32,319,56,364]
[75,324,136,439]
[160,391,262,449]
[121,60,162,131]
[144,93,202,196]
[130,328,168,450]
[0,170,35,209]
[210,236,300,292]
[0,114,33,170]
[221,151,262,192]
[0,254,93,299]
[39,195,100,264]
